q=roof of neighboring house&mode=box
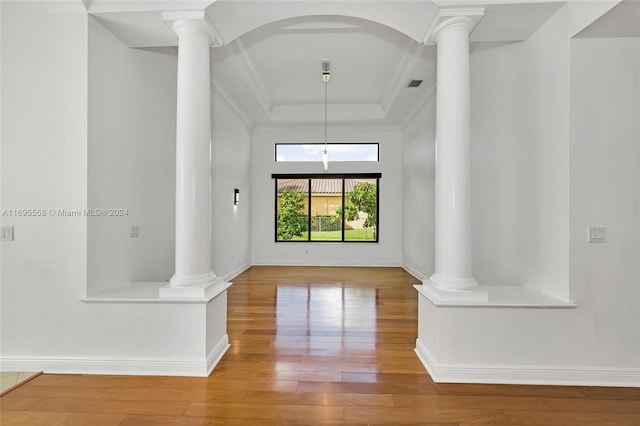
[277,179,373,194]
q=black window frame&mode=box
[273,173,381,243]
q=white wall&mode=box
[402,96,436,280]
[469,7,570,299]
[87,17,177,295]
[251,126,403,266]
[1,0,89,359]
[211,90,252,280]
[569,36,640,369]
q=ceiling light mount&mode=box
[322,59,331,83]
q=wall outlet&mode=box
[1,226,14,241]
[130,225,139,238]
[588,226,606,243]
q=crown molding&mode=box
[210,73,254,130]
[269,103,385,123]
[253,124,402,134]
[229,38,273,117]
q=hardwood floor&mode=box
[1,266,638,425]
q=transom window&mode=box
[275,143,379,162]
[273,173,380,243]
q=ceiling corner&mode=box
[210,73,255,131]
[381,39,425,114]
[230,39,274,117]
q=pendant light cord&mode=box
[324,80,328,152]
[321,60,330,171]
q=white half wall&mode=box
[251,126,403,266]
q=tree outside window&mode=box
[344,181,377,241]
[276,188,308,241]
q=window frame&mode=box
[272,173,381,243]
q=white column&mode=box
[167,16,217,288]
[430,16,478,292]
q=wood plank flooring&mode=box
[1,266,638,425]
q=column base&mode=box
[170,271,217,287]
[161,272,222,299]
[430,273,479,291]
[421,278,489,303]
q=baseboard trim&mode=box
[402,264,428,281]
[414,338,440,381]
[415,339,640,387]
[1,353,217,377]
[207,334,230,376]
[223,262,251,282]
[251,260,401,267]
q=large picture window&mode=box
[273,173,380,243]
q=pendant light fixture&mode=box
[321,59,330,171]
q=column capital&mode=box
[163,10,223,47]
[423,8,484,45]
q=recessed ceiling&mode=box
[243,16,409,106]
[211,15,435,126]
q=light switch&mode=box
[588,226,606,243]
[1,226,14,241]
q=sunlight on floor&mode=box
[0,372,41,395]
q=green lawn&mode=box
[290,229,375,241]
